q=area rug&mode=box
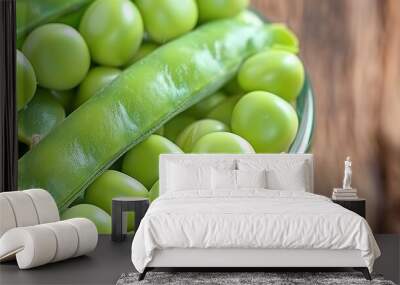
[116,272,396,285]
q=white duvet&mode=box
[131,190,380,273]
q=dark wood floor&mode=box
[0,235,398,285]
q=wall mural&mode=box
[15,0,398,234]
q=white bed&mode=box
[131,154,380,280]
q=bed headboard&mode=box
[159,154,314,194]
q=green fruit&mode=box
[149,180,159,202]
[206,94,242,126]
[22,23,90,90]
[16,50,36,111]
[85,170,148,231]
[185,92,227,118]
[231,91,298,153]
[75,67,121,108]
[48,89,75,113]
[79,0,143,66]
[176,119,229,152]
[61,204,112,234]
[197,0,249,22]
[238,50,305,102]
[122,135,183,188]
[18,88,65,147]
[136,0,198,43]
[192,131,254,154]
[164,114,196,142]
[265,24,299,54]
[124,42,158,68]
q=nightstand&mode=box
[332,198,366,218]
[111,197,149,242]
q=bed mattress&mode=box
[131,190,380,273]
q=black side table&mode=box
[332,198,366,218]
[112,197,149,242]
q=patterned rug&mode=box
[116,271,396,285]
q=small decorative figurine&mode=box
[342,156,352,189]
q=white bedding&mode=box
[131,190,380,273]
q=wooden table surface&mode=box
[252,0,400,233]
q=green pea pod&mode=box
[19,13,271,210]
[16,0,93,42]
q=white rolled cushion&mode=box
[0,191,39,227]
[211,168,237,190]
[0,226,57,269]
[0,196,17,237]
[24,189,59,223]
[42,221,79,262]
[0,218,97,269]
[167,163,212,191]
[64,218,98,257]
[236,169,267,189]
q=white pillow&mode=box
[266,163,307,191]
[236,169,267,189]
[211,168,236,190]
[237,159,310,191]
[167,163,212,191]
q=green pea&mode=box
[206,94,242,126]
[149,180,159,202]
[238,50,305,102]
[136,0,198,43]
[124,42,159,68]
[16,50,36,111]
[197,0,249,22]
[79,0,143,67]
[122,135,183,188]
[163,114,197,142]
[185,92,227,118]
[61,204,112,234]
[22,23,90,90]
[192,131,254,154]
[231,91,298,153]
[74,67,121,109]
[18,88,65,147]
[84,170,148,231]
[176,119,229,152]
[265,24,299,54]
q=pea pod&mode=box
[18,13,272,210]
[16,0,94,42]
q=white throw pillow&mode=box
[167,163,212,191]
[211,168,237,190]
[267,163,307,191]
[236,169,267,189]
[237,159,310,191]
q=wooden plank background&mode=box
[252,0,400,233]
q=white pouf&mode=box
[0,190,98,269]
